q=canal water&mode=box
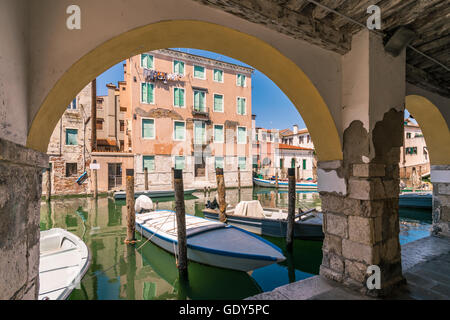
[39,187,432,300]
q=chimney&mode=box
[293,124,298,134]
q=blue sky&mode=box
[96,48,306,131]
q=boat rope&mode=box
[82,211,174,282]
[135,212,174,251]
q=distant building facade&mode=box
[400,118,430,185]
[42,83,93,196]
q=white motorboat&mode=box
[204,200,323,240]
[135,210,286,272]
[39,228,90,300]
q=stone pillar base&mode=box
[431,165,450,237]
[0,138,48,299]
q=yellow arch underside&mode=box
[406,95,450,165]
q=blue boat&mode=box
[399,192,432,209]
[253,177,317,190]
[135,210,286,272]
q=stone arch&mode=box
[405,95,450,165]
[26,20,342,162]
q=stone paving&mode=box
[247,235,450,300]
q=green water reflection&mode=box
[39,187,431,300]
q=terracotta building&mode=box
[122,49,254,190]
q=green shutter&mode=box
[175,156,185,170]
[238,127,246,143]
[214,125,223,142]
[194,91,200,110]
[142,83,147,103]
[143,156,155,171]
[174,60,184,75]
[214,69,223,82]
[142,119,154,138]
[179,89,184,106]
[214,94,223,112]
[147,84,154,104]
[194,122,205,144]
[66,129,78,145]
[239,157,246,170]
[215,157,224,169]
[174,121,185,140]
[194,65,205,78]
[237,98,245,115]
[303,159,307,170]
[199,92,205,111]
[142,54,153,69]
[174,88,179,106]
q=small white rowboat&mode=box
[39,228,90,300]
[135,210,286,272]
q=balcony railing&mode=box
[192,106,209,118]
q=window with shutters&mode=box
[175,156,185,170]
[238,157,246,170]
[213,94,224,112]
[237,127,247,144]
[193,90,206,112]
[173,60,185,75]
[65,129,78,145]
[194,121,206,145]
[214,124,224,143]
[143,156,155,172]
[173,121,186,141]
[142,118,155,139]
[141,54,154,69]
[236,73,246,87]
[174,88,185,107]
[213,69,223,83]
[194,65,206,79]
[215,157,224,169]
[237,97,246,115]
[141,82,154,104]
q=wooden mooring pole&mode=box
[237,166,241,191]
[92,160,98,200]
[144,167,149,190]
[286,168,296,252]
[275,169,279,189]
[173,169,188,280]
[46,167,52,202]
[215,168,227,223]
[125,169,136,244]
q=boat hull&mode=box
[39,228,90,300]
[114,188,197,200]
[253,178,317,190]
[135,212,285,272]
[399,192,432,209]
[203,210,323,240]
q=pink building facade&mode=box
[124,49,254,190]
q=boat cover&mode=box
[234,200,265,218]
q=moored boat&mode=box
[135,210,286,272]
[253,177,317,190]
[114,188,197,200]
[203,200,323,240]
[39,228,90,300]
[399,192,432,209]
